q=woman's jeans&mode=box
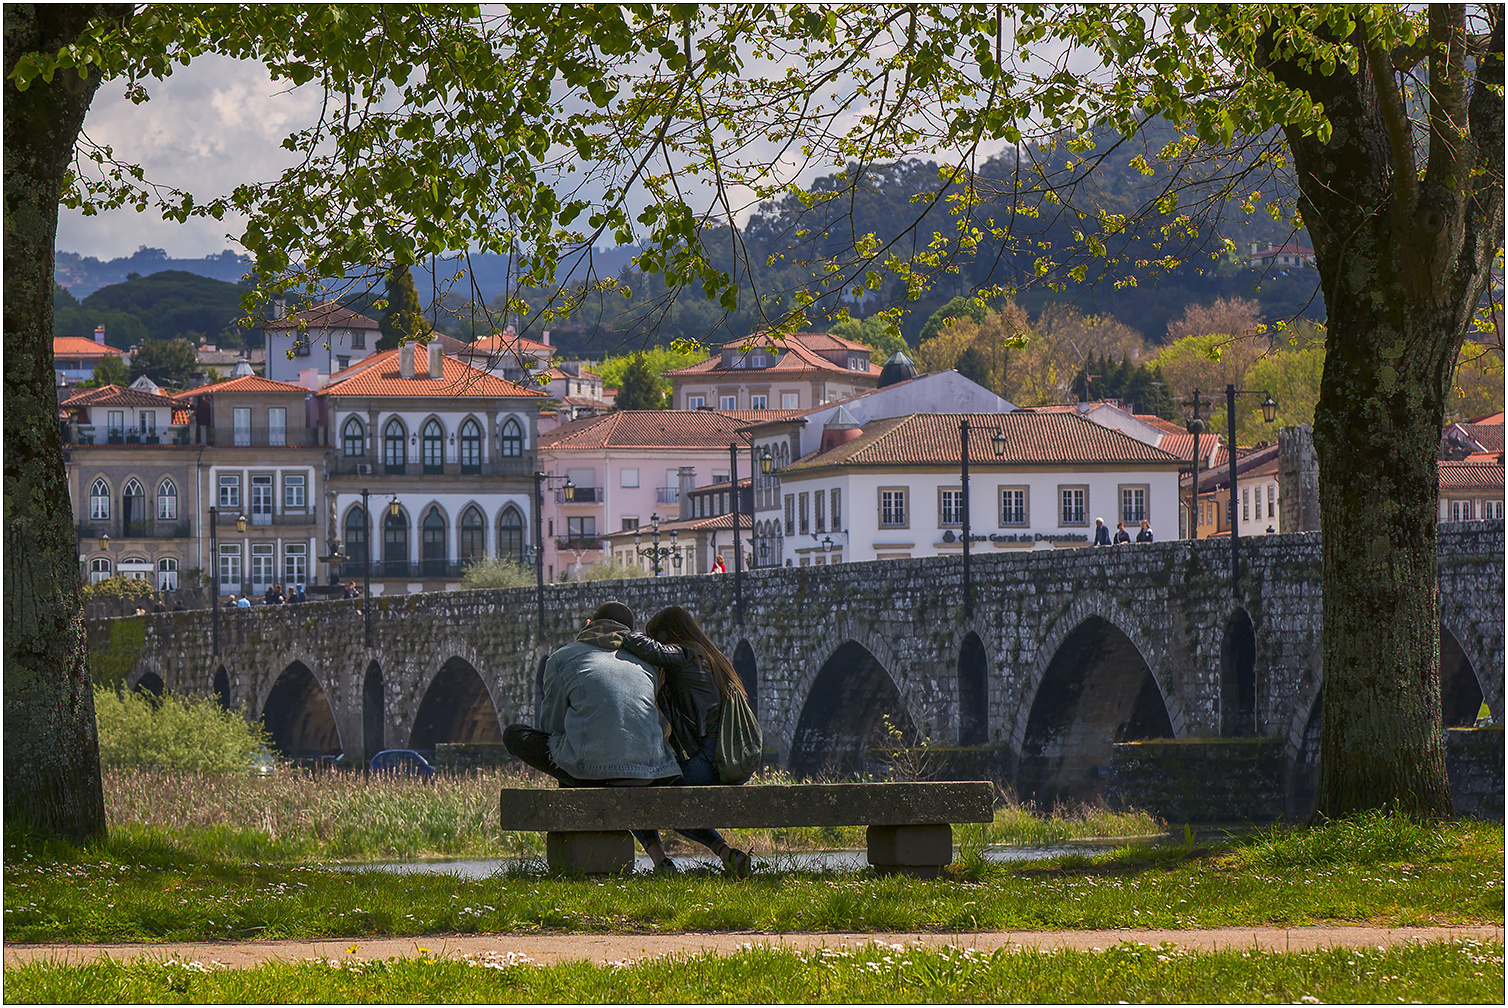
[632,736,728,855]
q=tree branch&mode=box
[1363,28,1418,220]
[1424,4,1471,195]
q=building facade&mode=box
[665,332,882,411]
[261,300,383,384]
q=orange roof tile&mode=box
[1439,459,1505,492]
[465,332,553,355]
[318,352,545,398]
[176,375,312,398]
[1462,422,1505,453]
[784,412,1183,471]
[262,301,380,330]
[61,385,180,408]
[542,410,790,451]
[601,511,752,540]
[53,336,124,358]
[172,407,194,425]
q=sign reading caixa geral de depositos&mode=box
[940,530,1089,545]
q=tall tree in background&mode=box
[376,265,429,351]
[613,355,667,410]
[953,345,992,390]
[127,338,198,390]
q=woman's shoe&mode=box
[654,857,680,875]
[721,847,752,879]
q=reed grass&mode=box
[100,767,1164,863]
[5,937,1502,1004]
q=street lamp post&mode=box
[960,418,1007,617]
[1226,385,1279,598]
[729,442,742,625]
[632,513,679,576]
[209,505,219,656]
[1186,388,1209,540]
[361,488,372,646]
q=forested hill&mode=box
[54,271,249,350]
[55,248,251,296]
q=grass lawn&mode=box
[4,813,1500,943]
[5,938,1503,1003]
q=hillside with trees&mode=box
[53,270,249,349]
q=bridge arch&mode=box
[957,631,988,745]
[1440,596,1497,720]
[1220,607,1258,736]
[1014,600,1175,804]
[410,656,503,749]
[1440,625,1485,728]
[362,661,385,761]
[261,660,342,759]
[788,639,920,779]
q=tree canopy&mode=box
[5,4,1503,843]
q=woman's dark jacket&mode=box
[622,632,723,762]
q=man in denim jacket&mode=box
[503,600,680,787]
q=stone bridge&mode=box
[90,523,1503,813]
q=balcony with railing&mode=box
[328,453,537,478]
[332,560,468,580]
[76,519,192,540]
[555,537,604,552]
[64,425,194,447]
[557,486,601,503]
[655,486,680,504]
[211,510,318,528]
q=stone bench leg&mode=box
[545,830,635,874]
[866,824,953,878]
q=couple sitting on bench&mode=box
[503,599,753,877]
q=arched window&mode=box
[383,507,409,576]
[500,418,523,458]
[344,506,369,571]
[90,478,111,520]
[89,557,112,583]
[157,557,179,591]
[156,478,177,520]
[422,419,444,474]
[121,478,146,536]
[383,419,406,472]
[118,556,152,581]
[498,505,524,561]
[421,505,447,576]
[342,417,365,457]
[460,505,486,565]
[459,419,482,473]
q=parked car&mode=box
[369,749,436,778]
[247,745,276,777]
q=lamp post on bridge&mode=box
[532,472,575,634]
[1185,388,1210,540]
[728,441,774,626]
[960,417,1007,617]
[209,506,218,657]
[1226,385,1278,598]
[632,513,681,577]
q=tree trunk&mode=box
[1277,8,1504,819]
[3,3,125,844]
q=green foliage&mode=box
[595,346,707,389]
[1239,341,1326,442]
[93,688,268,775]
[376,265,429,351]
[126,337,198,389]
[1226,810,1451,870]
[80,577,157,602]
[1070,354,1179,420]
[953,345,992,389]
[55,271,246,348]
[613,354,667,410]
[459,557,535,590]
[569,559,649,582]
[78,354,129,389]
[829,316,910,359]
[918,296,989,347]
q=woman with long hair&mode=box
[621,605,752,877]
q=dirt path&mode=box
[6,925,1502,969]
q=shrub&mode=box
[459,557,535,589]
[94,686,269,774]
[82,576,157,602]
[570,558,648,581]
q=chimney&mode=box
[94,325,106,345]
[298,368,322,392]
[428,342,444,379]
[540,330,550,346]
[678,466,697,520]
[400,343,415,378]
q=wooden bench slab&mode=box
[499,781,994,876]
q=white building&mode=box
[262,301,383,384]
[318,343,548,593]
[762,410,1184,567]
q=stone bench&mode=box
[498,780,994,877]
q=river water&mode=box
[331,834,1208,879]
